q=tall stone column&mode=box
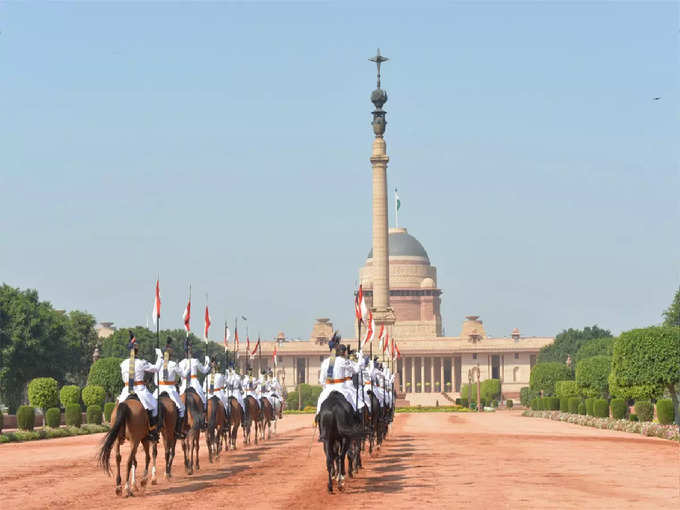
[368,49,395,327]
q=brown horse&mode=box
[243,395,261,445]
[180,389,204,475]
[152,395,179,481]
[260,397,275,441]
[97,398,153,497]
[205,397,227,463]
[226,397,242,450]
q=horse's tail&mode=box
[97,401,129,474]
[186,391,202,434]
[329,393,364,439]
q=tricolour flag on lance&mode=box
[383,332,389,355]
[152,278,161,326]
[273,344,278,367]
[246,336,251,359]
[395,342,402,359]
[234,327,240,359]
[204,306,211,343]
[390,335,395,358]
[251,338,260,356]
[183,299,191,333]
[361,311,374,349]
[355,284,366,322]
[377,324,385,351]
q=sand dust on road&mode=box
[1,411,677,509]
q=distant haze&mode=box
[1,2,677,339]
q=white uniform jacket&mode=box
[225,370,245,411]
[117,358,159,416]
[242,374,261,408]
[154,349,189,417]
[203,372,229,412]
[316,355,359,414]
[179,357,211,404]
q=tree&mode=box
[555,380,578,398]
[575,355,611,398]
[610,326,680,425]
[87,357,123,402]
[662,286,680,327]
[82,385,105,408]
[538,325,612,365]
[480,379,500,402]
[573,337,614,365]
[529,362,572,396]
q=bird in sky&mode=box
[653,97,662,100]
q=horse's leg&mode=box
[125,442,138,497]
[151,439,158,485]
[195,430,201,471]
[182,435,191,475]
[115,439,123,496]
[140,439,151,490]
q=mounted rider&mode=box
[316,332,360,418]
[203,356,229,414]
[178,342,211,411]
[154,337,189,439]
[242,366,261,427]
[225,363,246,415]
[266,368,284,419]
[117,331,160,441]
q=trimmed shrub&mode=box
[559,397,569,412]
[86,405,102,425]
[574,336,615,364]
[519,387,530,407]
[82,385,105,408]
[461,398,469,408]
[656,399,674,425]
[555,380,579,399]
[550,397,560,410]
[530,362,572,396]
[45,407,61,428]
[65,404,82,427]
[575,355,611,398]
[506,400,513,408]
[568,397,580,414]
[530,398,537,410]
[491,400,498,408]
[0,411,3,433]
[585,398,594,416]
[104,402,115,422]
[28,377,59,426]
[88,357,124,402]
[610,398,627,420]
[634,401,654,422]
[455,398,461,405]
[577,402,586,415]
[629,413,639,422]
[17,405,35,431]
[59,385,81,408]
[593,399,609,418]
[481,379,501,402]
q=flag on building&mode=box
[395,342,402,358]
[152,278,160,326]
[251,338,260,356]
[183,299,191,333]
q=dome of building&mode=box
[367,228,429,262]
[420,277,435,288]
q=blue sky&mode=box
[1,2,678,340]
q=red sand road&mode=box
[1,412,678,509]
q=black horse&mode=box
[318,391,365,493]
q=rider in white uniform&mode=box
[179,351,211,408]
[203,356,229,414]
[154,337,189,439]
[117,331,160,440]
[316,337,360,416]
[225,364,245,415]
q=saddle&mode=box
[125,394,141,403]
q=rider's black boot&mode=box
[175,414,186,439]
[146,410,159,442]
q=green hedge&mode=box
[530,398,538,410]
[530,362,572,396]
[45,407,61,428]
[577,402,586,415]
[285,384,322,410]
[28,378,59,413]
[104,402,116,422]
[0,424,109,443]
[634,401,654,422]
[519,387,530,407]
[65,404,82,427]
[656,399,674,425]
[629,413,639,422]
[17,405,35,431]
[461,398,469,408]
[568,397,580,414]
[0,412,3,433]
[555,380,579,399]
[86,405,102,425]
[82,385,105,408]
[559,397,569,412]
[59,385,81,408]
[593,399,609,418]
[506,400,513,408]
[611,398,627,419]
[585,398,594,416]
[576,356,611,398]
[481,379,501,402]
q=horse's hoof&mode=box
[140,478,148,488]
[151,478,157,486]
[125,490,134,498]
[115,487,122,497]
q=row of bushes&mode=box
[28,378,107,411]
[14,402,116,431]
[528,396,674,424]
[0,424,109,443]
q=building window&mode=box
[296,357,306,384]
[472,353,477,360]
[513,367,519,382]
[514,352,519,360]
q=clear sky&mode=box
[1,2,678,340]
